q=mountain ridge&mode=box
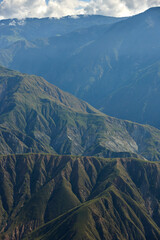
[1,8,160,240]
[0,153,160,239]
[1,66,160,161]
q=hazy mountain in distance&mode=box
[1,10,160,240]
[1,8,160,128]
[0,15,124,48]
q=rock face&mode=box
[1,154,160,240]
[1,66,160,161]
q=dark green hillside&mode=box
[26,157,160,240]
[0,154,112,239]
[0,154,160,239]
[1,66,160,161]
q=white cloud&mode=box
[84,0,160,17]
[0,0,159,19]
[43,0,88,18]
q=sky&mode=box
[0,0,159,19]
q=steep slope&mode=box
[0,154,160,239]
[0,65,100,155]
[26,157,160,240]
[53,7,160,128]
[1,66,160,161]
[0,20,121,72]
[1,8,160,128]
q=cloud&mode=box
[84,0,160,17]
[0,0,159,19]
[0,0,88,19]
[44,0,88,18]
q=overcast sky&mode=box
[0,0,159,19]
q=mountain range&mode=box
[0,7,160,128]
[0,65,160,239]
[0,7,160,240]
[1,154,160,240]
[0,15,123,49]
[1,66,160,161]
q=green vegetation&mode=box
[1,66,160,239]
[0,10,160,239]
[1,66,160,161]
[0,154,160,239]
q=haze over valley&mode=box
[0,5,160,240]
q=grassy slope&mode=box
[0,154,160,239]
[26,157,160,240]
[0,154,105,239]
[1,66,160,160]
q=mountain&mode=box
[0,65,99,156]
[1,10,160,240]
[45,7,160,129]
[1,66,160,161]
[1,8,160,128]
[0,154,160,239]
[0,15,124,49]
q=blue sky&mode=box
[0,0,159,19]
